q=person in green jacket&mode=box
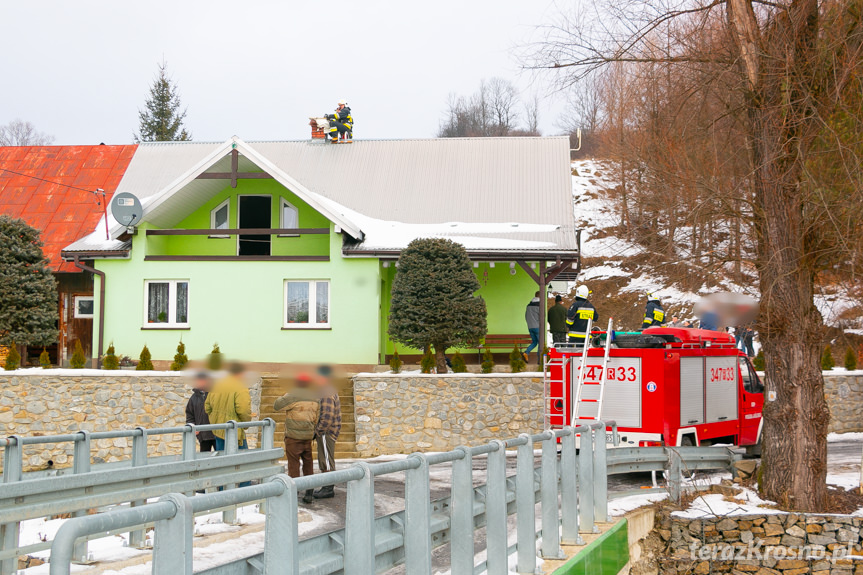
[274,373,321,504]
[548,295,568,345]
[204,362,252,451]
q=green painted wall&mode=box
[380,261,540,357]
[148,180,330,257]
[95,227,380,365]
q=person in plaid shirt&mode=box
[313,365,341,499]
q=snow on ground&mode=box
[829,432,863,443]
[5,368,185,377]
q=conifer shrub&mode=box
[821,344,835,371]
[451,351,467,373]
[481,348,495,374]
[420,348,435,374]
[4,345,20,371]
[39,348,51,369]
[753,349,765,371]
[137,345,154,371]
[207,343,223,371]
[389,350,403,374]
[845,346,858,371]
[70,340,87,369]
[509,345,526,373]
[103,343,119,370]
[170,340,189,371]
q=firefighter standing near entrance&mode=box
[325,99,353,142]
[642,293,666,329]
[566,285,597,346]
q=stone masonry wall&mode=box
[0,371,262,472]
[825,372,863,434]
[353,373,544,456]
[659,510,863,575]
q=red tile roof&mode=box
[0,145,136,272]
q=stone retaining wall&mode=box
[353,373,544,456]
[825,372,863,434]
[660,510,863,574]
[0,370,262,471]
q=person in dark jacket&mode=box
[567,285,597,345]
[642,293,665,329]
[185,372,216,452]
[524,291,541,361]
[548,295,568,345]
[325,99,353,142]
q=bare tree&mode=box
[526,0,863,510]
[0,119,54,146]
[438,77,540,137]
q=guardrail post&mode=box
[451,446,474,575]
[668,448,682,504]
[560,427,583,545]
[405,453,432,575]
[182,424,197,462]
[264,475,298,575]
[129,427,149,548]
[516,434,537,574]
[593,424,608,523]
[153,493,193,575]
[223,421,239,525]
[578,428,597,534]
[1,436,22,575]
[72,431,91,563]
[486,440,508,575]
[262,418,275,451]
[345,462,375,575]
[541,432,564,558]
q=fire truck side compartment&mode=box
[705,356,739,423]
[679,357,705,427]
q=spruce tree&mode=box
[135,61,191,142]
[753,349,765,371]
[0,216,58,348]
[4,345,20,370]
[451,351,467,373]
[821,344,835,371]
[389,350,402,374]
[420,349,435,374]
[481,348,495,374]
[509,345,526,373]
[845,347,858,371]
[137,345,154,370]
[39,348,51,369]
[207,343,223,370]
[388,238,487,373]
[70,340,87,369]
[170,340,189,371]
[103,343,119,370]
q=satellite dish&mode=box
[110,192,143,227]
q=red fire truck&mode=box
[545,327,764,452]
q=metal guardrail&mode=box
[49,421,619,575]
[0,420,282,575]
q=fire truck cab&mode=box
[545,327,764,450]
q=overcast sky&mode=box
[1,1,569,145]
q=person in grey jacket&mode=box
[185,372,216,452]
[524,291,541,361]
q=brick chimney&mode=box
[309,118,327,141]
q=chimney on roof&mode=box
[309,117,327,142]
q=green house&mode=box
[61,136,580,370]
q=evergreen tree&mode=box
[0,216,58,347]
[509,345,526,373]
[753,350,765,371]
[389,350,403,374]
[845,347,858,372]
[135,61,191,142]
[451,351,467,373]
[821,345,835,371]
[70,340,87,369]
[388,238,487,373]
[420,348,435,374]
[103,343,119,370]
[137,345,154,371]
[4,345,20,370]
[207,343,223,371]
[170,340,189,371]
[39,348,51,369]
[481,348,495,374]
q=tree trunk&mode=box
[433,344,448,374]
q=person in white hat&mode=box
[566,285,597,346]
[642,292,666,329]
[325,99,353,142]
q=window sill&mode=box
[208,235,230,239]
[277,234,299,238]
[141,326,191,330]
[281,325,332,331]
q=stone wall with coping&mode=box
[0,370,263,471]
[353,373,545,457]
[824,372,863,434]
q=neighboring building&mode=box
[0,145,136,365]
[58,136,580,370]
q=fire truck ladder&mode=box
[570,317,592,424]
[572,318,614,424]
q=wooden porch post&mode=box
[539,261,547,366]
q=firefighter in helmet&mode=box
[642,292,666,329]
[325,99,353,142]
[566,285,597,345]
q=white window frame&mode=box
[143,280,191,328]
[283,279,330,329]
[73,296,95,319]
[279,198,299,237]
[210,198,230,238]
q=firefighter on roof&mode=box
[566,285,597,345]
[325,99,353,142]
[642,292,666,329]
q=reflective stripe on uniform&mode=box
[567,332,587,338]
